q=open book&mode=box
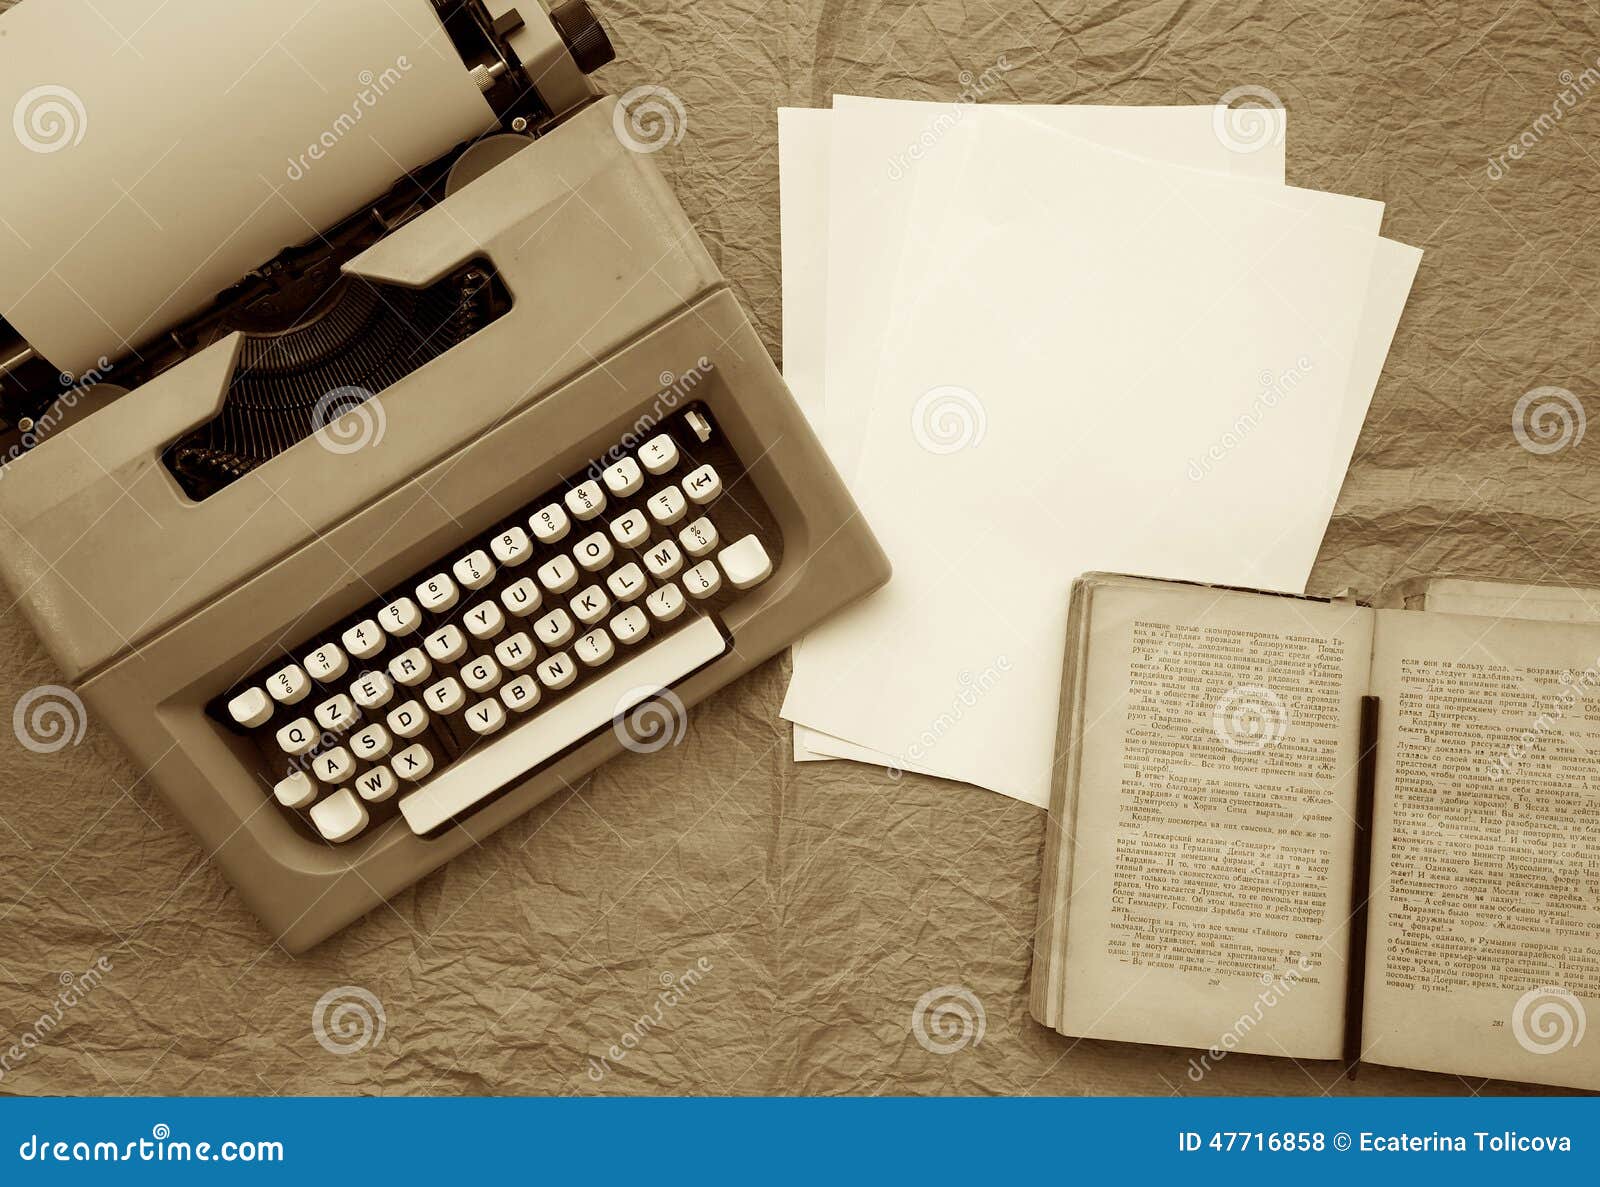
[1031,573,1600,1091]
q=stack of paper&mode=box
[778,95,1422,808]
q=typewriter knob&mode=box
[549,0,615,74]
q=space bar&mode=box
[398,617,727,834]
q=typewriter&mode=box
[0,0,887,950]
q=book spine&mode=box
[1343,694,1380,1070]
[1029,578,1092,1030]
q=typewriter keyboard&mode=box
[215,404,777,841]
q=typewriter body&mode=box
[0,0,886,950]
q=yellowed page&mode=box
[1059,581,1371,1061]
[1364,609,1600,1091]
[0,0,496,373]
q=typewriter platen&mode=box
[0,0,887,950]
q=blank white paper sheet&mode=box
[778,97,1422,806]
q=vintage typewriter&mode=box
[0,0,886,949]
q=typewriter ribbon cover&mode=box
[0,0,498,375]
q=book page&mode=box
[1364,610,1600,1090]
[1407,577,1600,623]
[1058,580,1372,1060]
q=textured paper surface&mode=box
[0,0,495,373]
[0,0,1578,1098]
[778,108,833,426]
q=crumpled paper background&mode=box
[0,0,1591,1096]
